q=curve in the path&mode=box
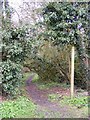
[26,75,88,118]
[26,75,54,106]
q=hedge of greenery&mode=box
[1,26,31,97]
[1,60,22,96]
[42,2,89,86]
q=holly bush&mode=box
[0,60,22,96]
[43,2,88,46]
[1,26,31,97]
[42,2,89,87]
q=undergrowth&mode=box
[61,96,88,108]
[34,80,70,90]
[0,96,36,118]
[48,93,88,108]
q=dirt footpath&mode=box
[26,76,88,118]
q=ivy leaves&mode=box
[43,2,88,46]
[0,60,22,96]
[1,26,32,97]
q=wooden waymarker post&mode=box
[70,46,75,98]
[67,0,75,98]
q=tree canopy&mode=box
[42,2,89,83]
[43,2,88,45]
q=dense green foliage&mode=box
[1,26,31,96]
[43,2,88,46]
[2,27,31,62]
[41,2,89,87]
[0,96,36,118]
[24,2,89,88]
[1,60,22,96]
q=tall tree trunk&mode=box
[76,34,89,89]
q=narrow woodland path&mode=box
[26,75,88,118]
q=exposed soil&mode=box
[26,76,88,118]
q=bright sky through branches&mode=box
[8,0,22,23]
[8,0,44,24]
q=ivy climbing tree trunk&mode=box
[43,2,89,90]
[76,34,89,89]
